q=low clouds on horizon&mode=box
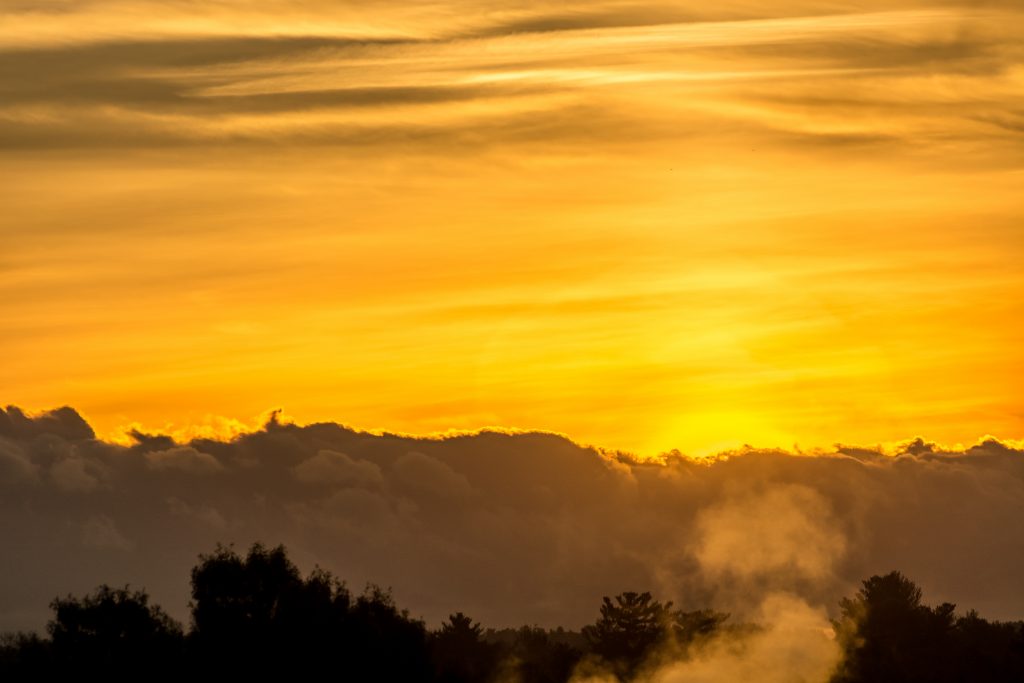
[2,404,1022,635]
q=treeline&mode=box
[2,543,1022,682]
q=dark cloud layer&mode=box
[1,405,1021,634]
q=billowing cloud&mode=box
[0,437,38,484]
[292,449,384,487]
[0,404,1021,641]
[81,515,132,551]
[166,497,229,530]
[50,456,101,492]
[391,451,476,498]
[144,446,224,474]
[0,405,94,440]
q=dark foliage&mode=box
[346,584,433,681]
[189,542,430,679]
[582,590,729,678]
[48,585,183,681]
[832,570,1024,683]
[431,612,501,682]
[0,632,53,679]
[1,546,1022,683]
[499,625,584,683]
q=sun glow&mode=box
[2,0,1022,456]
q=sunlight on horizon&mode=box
[2,0,1022,456]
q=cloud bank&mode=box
[1,404,1021,637]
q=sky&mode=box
[2,0,1023,456]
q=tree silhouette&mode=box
[668,607,730,650]
[347,583,432,681]
[189,542,306,673]
[430,612,500,682]
[187,542,432,678]
[0,631,52,678]
[583,591,670,676]
[582,591,728,677]
[3,549,1023,683]
[504,625,582,683]
[833,571,958,683]
[952,610,1024,682]
[47,584,183,679]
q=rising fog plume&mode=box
[572,485,850,682]
[2,3,1021,680]
[1,404,1021,639]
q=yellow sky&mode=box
[2,0,1022,455]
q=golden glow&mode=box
[2,1,1022,455]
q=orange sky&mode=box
[2,0,1022,456]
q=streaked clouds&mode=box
[2,2,1021,148]
[1,0,1022,455]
